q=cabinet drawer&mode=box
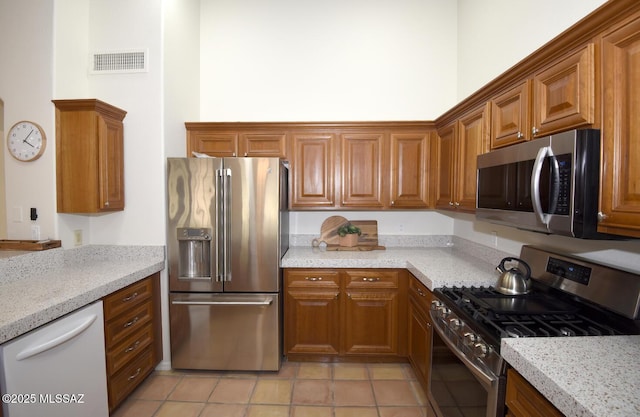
[409,276,432,311]
[106,322,153,376]
[105,301,153,348]
[104,278,152,319]
[344,270,399,289]
[285,270,340,289]
[108,347,155,410]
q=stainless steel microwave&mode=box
[476,129,609,238]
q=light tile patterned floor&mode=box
[113,361,429,417]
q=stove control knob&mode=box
[430,300,443,311]
[463,332,478,345]
[448,318,462,330]
[437,306,451,318]
[474,342,490,358]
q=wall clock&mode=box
[6,120,47,162]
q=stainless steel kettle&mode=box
[495,257,532,295]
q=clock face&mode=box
[7,121,46,162]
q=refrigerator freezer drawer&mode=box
[169,293,281,371]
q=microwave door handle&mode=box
[531,146,553,226]
[548,156,560,215]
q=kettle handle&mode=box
[498,257,531,278]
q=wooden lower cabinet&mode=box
[407,276,433,391]
[103,273,162,413]
[284,268,408,360]
[506,368,564,417]
[284,270,341,356]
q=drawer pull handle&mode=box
[123,317,139,328]
[124,340,141,353]
[122,292,138,302]
[305,277,323,281]
[128,367,142,381]
[416,288,425,297]
[362,277,380,282]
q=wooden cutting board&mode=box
[312,218,384,249]
[312,216,349,246]
[0,239,61,251]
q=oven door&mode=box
[428,313,505,417]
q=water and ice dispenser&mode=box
[177,227,212,279]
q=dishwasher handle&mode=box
[172,299,273,306]
[15,313,98,361]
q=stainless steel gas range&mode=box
[427,245,640,417]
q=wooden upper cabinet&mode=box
[290,132,337,208]
[598,14,640,238]
[491,43,596,149]
[437,103,489,211]
[457,104,490,211]
[187,131,238,157]
[390,132,432,208]
[186,124,287,158]
[53,99,126,213]
[435,122,456,210]
[491,80,531,149]
[533,43,596,137]
[240,133,287,158]
[340,133,386,208]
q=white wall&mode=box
[456,0,607,101]
[199,0,458,121]
[0,0,57,241]
[52,0,166,247]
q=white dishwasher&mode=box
[0,301,109,417]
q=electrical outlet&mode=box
[74,230,83,246]
[491,231,498,247]
[31,225,41,240]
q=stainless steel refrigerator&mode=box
[166,157,289,371]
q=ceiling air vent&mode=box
[90,49,148,74]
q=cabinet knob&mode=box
[105,201,110,207]
[531,127,539,137]
[597,212,608,222]
[517,131,524,139]
[448,201,454,206]
[454,202,460,207]
[244,152,248,157]
[391,200,395,206]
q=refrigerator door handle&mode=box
[223,168,232,282]
[171,299,273,306]
[216,168,224,282]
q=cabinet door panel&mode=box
[343,290,398,355]
[491,81,531,149]
[240,133,287,158]
[436,124,456,209]
[188,132,238,157]
[457,104,490,212]
[533,43,595,136]
[599,17,640,237]
[291,134,336,208]
[390,133,431,208]
[341,133,385,208]
[99,116,125,211]
[284,290,340,355]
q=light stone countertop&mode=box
[281,246,499,290]
[501,336,640,417]
[0,245,165,344]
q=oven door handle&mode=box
[430,312,499,391]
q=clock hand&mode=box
[22,129,35,147]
